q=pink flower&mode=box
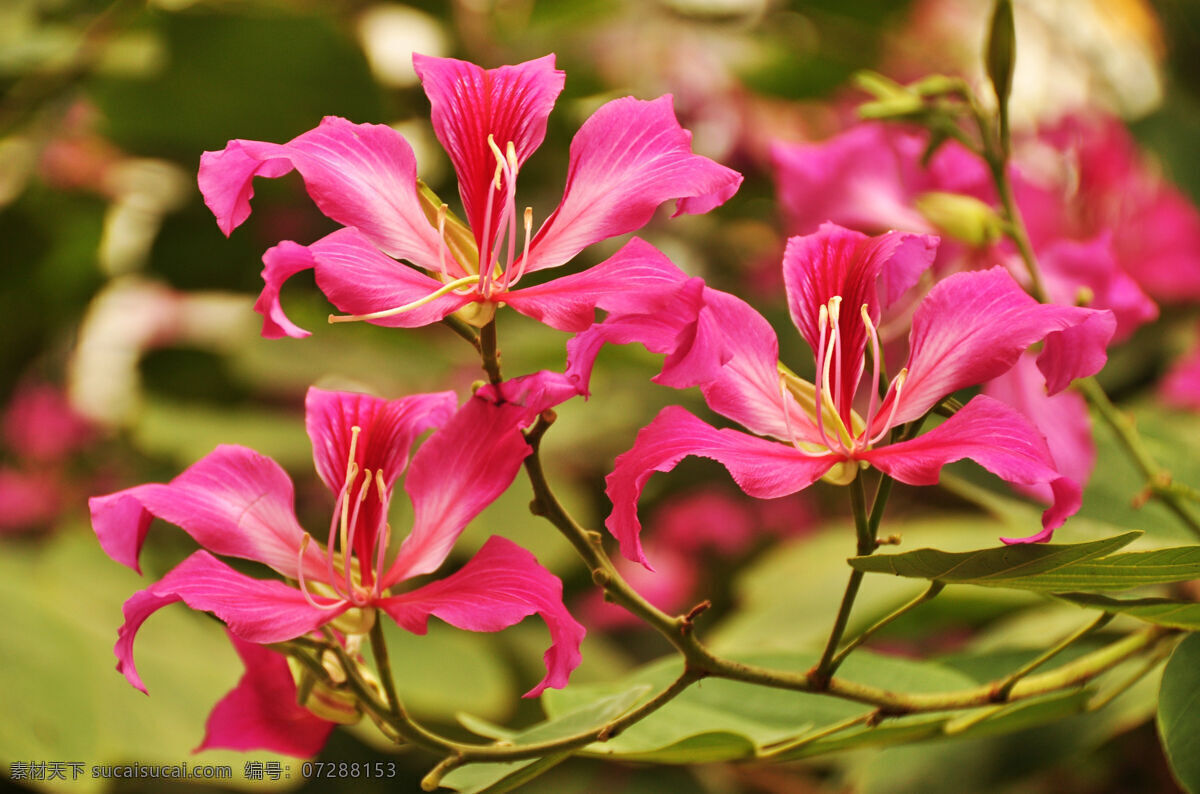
[605,224,1116,567]
[198,54,742,339]
[1162,332,1200,411]
[90,377,585,701]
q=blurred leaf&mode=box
[711,519,1042,653]
[847,531,1146,589]
[89,11,383,155]
[132,396,310,469]
[1158,633,1200,794]
[443,687,649,793]
[0,529,295,792]
[1053,593,1200,631]
[378,620,516,726]
[535,650,975,763]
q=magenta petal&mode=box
[1162,341,1200,411]
[90,445,320,580]
[893,267,1115,426]
[414,53,564,254]
[388,393,533,582]
[860,395,1082,540]
[1037,310,1117,395]
[504,237,697,332]
[522,95,742,274]
[256,240,315,339]
[1039,234,1158,342]
[605,406,837,568]
[199,117,445,268]
[306,387,457,496]
[312,227,475,328]
[196,631,334,756]
[783,224,938,413]
[771,124,933,236]
[984,353,1096,502]
[698,288,823,444]
[116,551,344,693]
[380,535,585,697]
[305,387,456,564]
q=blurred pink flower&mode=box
[199,53,741,339]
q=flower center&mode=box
[296,425,394,612]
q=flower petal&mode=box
[196,631,334,756]
[414,53,563,256]
[306,227,475,328]
[380,535,585,697]
[1162,337,1200,411]
[116,551,345,693]
[783,224,938,414]
[771,124,932,235]
[90,445,321,579]
[984,353,1095,502]
[199,117,445,269]
[605,406,837,568]
[255,240,316,339]
[504,236,699,332]
[891,267,1114,427]
[305,387,456,565]
[522,95,742,274]
[1039,234,1157,342]
[387,391,533,582]
[859,395,1082,541]
[697,288,824,444]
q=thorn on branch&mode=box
[528,498,545,517]
[1132,488,1152,509]
[680,600,712,635]
[592,568,611,587]
[584,530,604,548]
[876,534,902,547]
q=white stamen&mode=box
[777,375,835,458]
[814,304,836,453]
[297,534,347,611]
[860,303,883,446]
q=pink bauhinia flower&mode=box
[605,224,1116,567]
[90,376,585,703]
[198,53,742,339]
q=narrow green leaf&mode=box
[1054,593,1200,631]
[1157,633,1200,794]
[439,754,571,794]
[848,532,1141,586]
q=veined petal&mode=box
[255,240,316,339]
[521,95,742,274]
[90,445,322,580]
[312,227,476,328]
[380,535,585,697]
[984,353,1095,503]
[196,631,334,756]
[306,387,457,495]
[199,117,445,269]
[116,551,345,694]
[889,267,1115,428]
[698,288,823,444]
[783,225,938,413]
[388,392,533,582]
[605,406,837,568]
[504,236,698,332]
[306,387,456,565]
[859,395,1082,541]
[414,53,564,254]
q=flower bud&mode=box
[915,191,1005,247]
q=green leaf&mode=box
[537,650,976,763]
[1054,593,1200,631]
[0,529,294,792]
[442,687,650,793]
[848,532,1142,588]
[1158,633,1200,794]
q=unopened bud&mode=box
[915,192,1004,247]
[986,0,1016,111]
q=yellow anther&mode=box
[357,469,372,502]
[345,426,362,484]
[505,140,518,172]
[524,206,533,235]
[818,303,829,332]
[374,469,387,503]
[827,295,842,323]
